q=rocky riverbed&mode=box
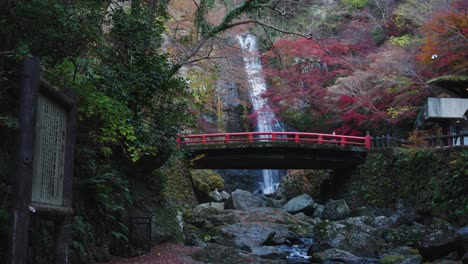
[175,189,468,264]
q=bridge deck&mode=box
[178,132,370,169]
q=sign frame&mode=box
[8,57,77,264]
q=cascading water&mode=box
[237,34,284,194]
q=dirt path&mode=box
[106,243,204,264]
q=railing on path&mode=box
[371,135,407,148]
[177,132,371,149]
[371,132,468,148]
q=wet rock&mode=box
[351,206,371,217]
[196,202,225,211]
[184,231,208,247]
[282,194,316,215]
[307,242,332,256]
[417,234,456,261]
[217,170,259,193]
[262,232,279,246]
[209,189,223,202]
[379,246,422,264]
[456,226,468,256]
[191,244,257,263]
[220,190,231,201]
[207,212,237,226]
[216,207,313,252]
[396,213,420,226]
[313,204,325,219]
[221,222,294,251]
[251,246,288,259]
[371,216,392,228]
[312,248,379,264]
[266,198,284,208]
[313,217,382,257]
[231,189,267,210]
[323,200,350,221]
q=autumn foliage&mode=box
[418,0,468,75]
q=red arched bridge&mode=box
[177,132,370,169]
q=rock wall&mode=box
[337,147,468,226]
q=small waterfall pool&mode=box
[279,237,314,263]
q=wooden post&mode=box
[318,135,323,144]
[8,57,40,264]
[295,133,299,143]
[340,137,346,147]
[248,133,253,143]
[386,134,390,147]
[365,135,371,149]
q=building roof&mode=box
[427,75,468,98]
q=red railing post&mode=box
[318,135,323,144]
[272,133,276,142]
[365,135,371,149]
[295,133,299,143]
[225,134,230,143]
[202,135,206,144]
[248,133,253,143]
[340,137,346,146]
[176,135,181,145]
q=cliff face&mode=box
[166,0,252,133]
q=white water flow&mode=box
[237,34,284,194]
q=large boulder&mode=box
[282,194,316,215]
[323,199,350,221]
[313,217,382,257]
[219,207,313,252]
[231,189,267,210]
[417,234,457,261]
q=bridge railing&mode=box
[372,132,468,148]
[177,132,371,149]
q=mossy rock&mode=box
[279,169,330,199]
[191,169,224,196]
[380,254,406,264]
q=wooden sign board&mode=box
[32,94,68,206]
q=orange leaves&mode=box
[418,0,468,75]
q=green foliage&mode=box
[8,0,103,62]
[151,154,198,208]
[437,150,468,223]
[353,153,395,207]
[393,149,443,206]
[389,35,412,47]
[354,149,467,225]
[343,0,368,9]
[71,216,95,262]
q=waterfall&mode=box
[237,34,284,194]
